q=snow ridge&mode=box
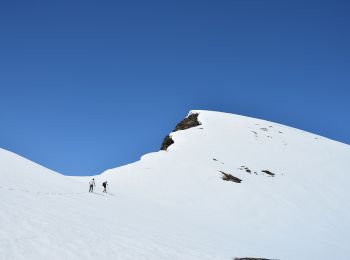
[1,110,349,260]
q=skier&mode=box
[89,178,96,193]
[102,181,108,193]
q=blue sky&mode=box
[0,0,349,176]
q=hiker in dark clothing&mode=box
[102,181,108,193]
[89,178,96,193]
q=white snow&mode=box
[1,110,350,260]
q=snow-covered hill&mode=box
[1,110,349,260]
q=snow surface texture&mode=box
[1,110,350,260]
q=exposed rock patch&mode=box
[239,166,252,174]
[213,158,225,164]
[160,135,174,151]
[173,113,201,132]
[262,170,275,177]
[239,166,278,177]
[160,113,201,151]
[220,171,242,183]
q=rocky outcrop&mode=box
[172,113,201,132]
[160,113,201,151]
[261,170,275,177]
[220,171,242,183]
[160,135,174,151]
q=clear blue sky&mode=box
[0,0,349,176]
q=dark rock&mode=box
[239,166,251,174]
[160,135,174,151]
[160,113,201,151]
[173,113,201,132]
[220,171,242,183]
[261,170,275,177]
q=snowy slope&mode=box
[1,110,349,260]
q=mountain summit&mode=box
[1,110,349,259]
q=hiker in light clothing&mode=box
[89,178,96,193]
